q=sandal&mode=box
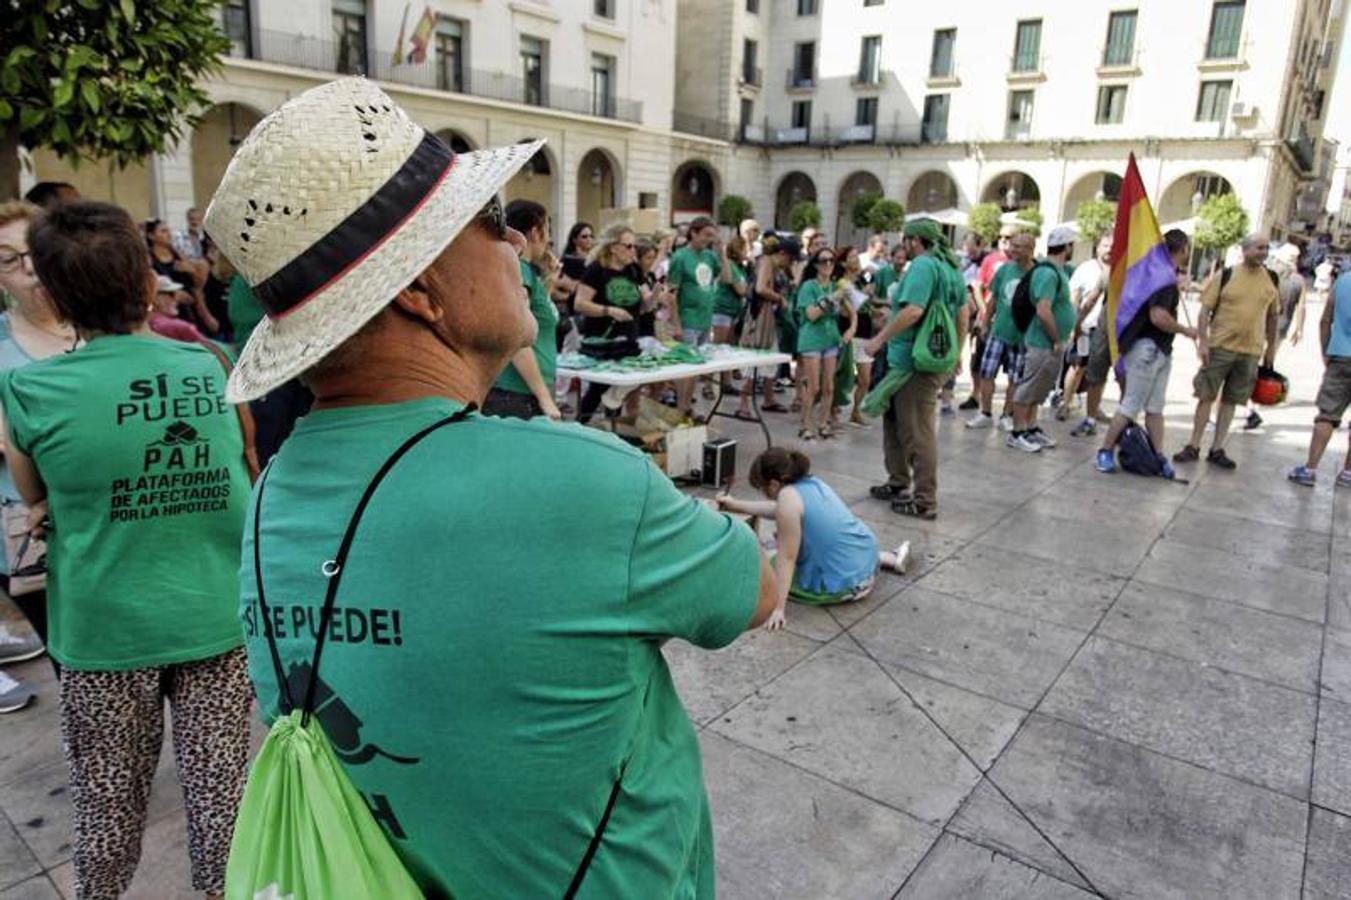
[762,402,789,413]
[733,409,758,421]
[818,425,836,440]
[870,483,911,501]
[1206,448,1237,470]
[798,427,816,442]
[890,499,937,520]
[1172,444,1200,463]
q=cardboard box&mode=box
[665,424,708,479]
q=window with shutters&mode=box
[1206,1,1245,59]
[1103,10,1137,66]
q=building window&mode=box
[1206,1,1245,59]
[590,53,614,117]
[1006,89,1034,139]
[792,42,815,86]
[520,36,545,107]
[930,29,956,78]
[742,39,759,84]
[858,36,882,84]
[1103,10,1137,66]
[332,0,368,76]
[435,17,465,92]
[797,0,818,14]
[1096,84,1127,123]
[746,0,759,11]
[791,100,812,129]
[1196,79,1232,121]
[1013,19,1042,73]
[856,97,878,127]
[864,0,884,5]
[740,98,754,137]
[594,0,614,18]
[922,94,949,142]
[223,0,252,58]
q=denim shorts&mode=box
[800,345,841,360]
[1118,339,1172,418]
[711,314,736,329]
[682,327,710,347]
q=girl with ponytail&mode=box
[717,447,908,630]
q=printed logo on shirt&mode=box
[109,372,234,522]
[606,277,641,307]
[695,262,714,290]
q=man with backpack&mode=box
[1007,226,1079,452]
[966,232,1035,430]
[1173,234,1280,470]
[1096,229,1197,475]
[863,219,965,520]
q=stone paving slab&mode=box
[946,781,1092,892]
[0,876,60,899]
[896,833,1094,899]
[1135,540,1328,623]
[1314,698,1351,816]
[664,629,822,727]
[1163,507,1332,574]
[977,509,1160,578]
[1303,807,1351,900]
[1320,627,1351,703]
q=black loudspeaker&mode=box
[702,439,736,487]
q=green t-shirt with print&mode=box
[886,254,964,372]
[989,261,1030,346]
[241,397,760,898]
[495,258,559,397]
[874,263,900,303]
[669,246,722,332]
[795,279,843,353]
[1024,261,1075,350]
[713,262,747,318]
[0,335,247,670]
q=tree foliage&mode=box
[1075,199,1117,244]
[716,194,754,228]
[1194,192,1249,252]
[789,200,822,233]
[967,203,1002,242]
[0,0,230,195]
[866,199,905,234]
[1017,205,1044,236]
[850,191,881,228]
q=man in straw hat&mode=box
[207,78,775,896]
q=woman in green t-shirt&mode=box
[795,248,856,440]
[0,202,252,898]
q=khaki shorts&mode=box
[1316,357,1351,425]
[1013,345,1061,406]
[1193,347,1259,405]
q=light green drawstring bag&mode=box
[912,293,959,374]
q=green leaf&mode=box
[119,0,136,23]
[81,80,101,112]
[53,80,75,109]
[0,100,13,122]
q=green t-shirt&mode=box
[886,255,963,372]
[669,247,722,331]
[1024,261,1075,350]
[874,263,900,303]
[0,335,247,670]
[241,397,760,897]
[495,258,559,397]
[795,279,843,353]
[713,262,748,318]
[989,261,1030,345]
[227,274,265,352]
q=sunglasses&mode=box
[619,242,636,250]
[818,257,835,264]
[473,199,508,241]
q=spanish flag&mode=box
[408,6,435,65]
[1106,154,1174,363]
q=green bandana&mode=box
[903,219,962,269]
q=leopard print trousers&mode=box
[58,646,252,899]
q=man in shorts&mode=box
[1065,236,1112,434]
[967,232,1034,430]
[1289,265,1351,486]
[1097,229,1196,473]
[1174,233,1279,470]
[1008,226,1078,452]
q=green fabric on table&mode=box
[795,279,843,353]
[494,258,559,396]
[241,397,761,897]
[668,246,722,332]
[1023,261,1075,350]
[0,335,248,670]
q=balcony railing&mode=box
[1289,135,1317,174]
[740,66,763,87]
[235,28,643,123]
[786,68,815,89]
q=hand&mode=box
[762,607,787,632]
[841,329,856,344]
[1291,330,1302,347]
[1052,342,1065,355]
[714,492,731,510]
[863,337,884,358]
[609,307,633,323]
[541,398,563,422]
[673,325,684,342]
[1197,341,1209,365]
[26,500,49,539]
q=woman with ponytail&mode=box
[716,447,908,630]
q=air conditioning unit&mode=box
[1230,101,1256,120]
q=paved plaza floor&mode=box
[2,295,1350,898]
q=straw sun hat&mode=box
[204,77,543,402]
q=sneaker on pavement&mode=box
[1094,411,1114,425]
[959,396,980,410]
[939,403,955,417]
[1158,456,1177,480]
[891,541,912,574]
[965,412,994,430]
[1338,469,1351,488]
[1070,418,1097,437]
[1095,449,1117,473]
[0,629,44,665]
[1172,444,1200,463]
[1028,427,1057,449]
[1007,433,1042,453]
[1244,411,1263,430]
[0,670,34,714]
[1289,465,1317,487]
[998,414,1016,432]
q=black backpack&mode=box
[1011,261,1061,334]
[1117,423,1165,477]
[1218,265,1279,293]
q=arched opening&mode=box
[774,171,817,232]
[1061,171,1123,221]
[576,148,619,231]
[906,170,960,214]
[671,161,717,224]
[835,170,884,248]
[434,128,476,154]
[192,102,264,208]
[981,171,1041,212]
[1159,171,1235,278]
[503,140,556,215]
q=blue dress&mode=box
[790,476,879,595]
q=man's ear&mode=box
[393,278,445,324]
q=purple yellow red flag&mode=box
[408,6,435,65]
[1106,153,1174,363]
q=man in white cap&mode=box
[207,77,774,898]
[1007,225,1078,452]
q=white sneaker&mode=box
[891,541,912,575]
[0,670,34,713]
[998,414,1016,432]
[1006,433,1042,453]
[0,629,44,664]
[965,412,994,430]
[1028,427,1057,449]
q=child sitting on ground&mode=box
[717,447,909,630]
